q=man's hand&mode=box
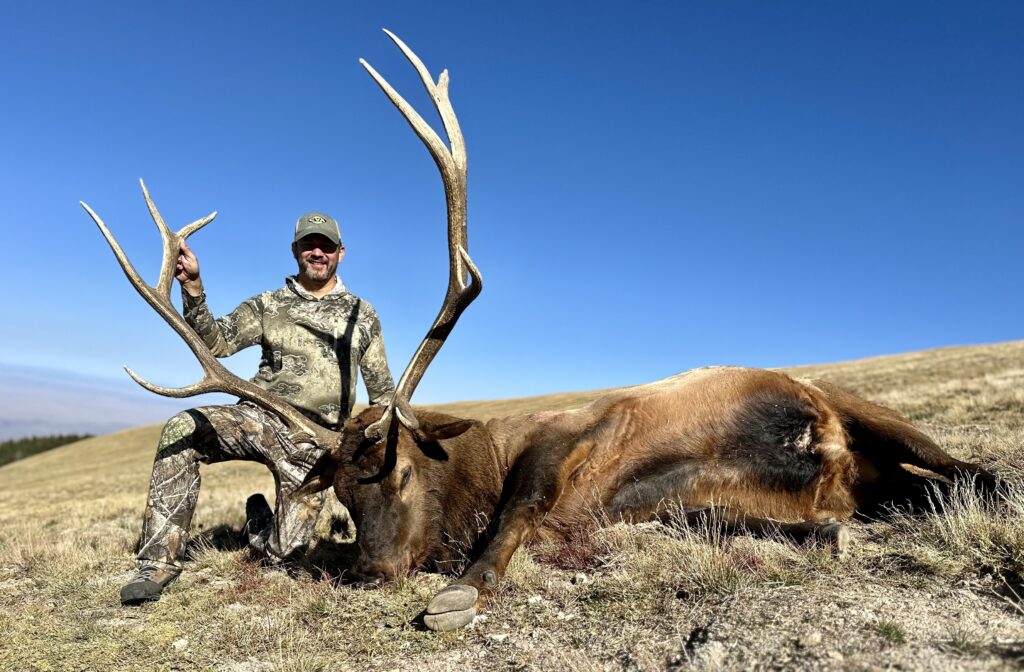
[176,240,204,297]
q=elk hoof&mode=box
[423,584,478,631]
[817,522,851,558]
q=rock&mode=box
[799,632,823,648]
[694,642,726,669]
[486,633,509,643]
[548,579,573,592]
[171,638,188,652]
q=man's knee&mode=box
[157,411,198,450]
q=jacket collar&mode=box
[285,275,348,301]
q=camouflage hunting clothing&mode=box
[138,403,327,570]
[182,275,395,427]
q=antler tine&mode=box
[124,367,215,397]
[361,30,483,440]
[359,59,451,176]
[82,193,341,451]
[380,29,466,167]
[139,180,216,299]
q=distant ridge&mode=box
[0,363,233,441]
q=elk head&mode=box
[303,407,476,582]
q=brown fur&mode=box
[303,366,997,626]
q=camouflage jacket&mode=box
[182,276,395,428]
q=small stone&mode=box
[527,595,543,606]
[827,650,844,662]
[571,573,590,585]
[549,579,573,592]
[486,633,509,643]
[171,638,189,652]
[799,632,823,648]
[695,642,726,669]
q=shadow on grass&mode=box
[303,537,360,582]
[991,641,1024,666]
[191,523,248,555]
[130,523,249,557]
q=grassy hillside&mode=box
[1,342,1023,670]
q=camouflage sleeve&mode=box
[181,290,263,357]
[359,309,396,406]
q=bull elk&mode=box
[84,32,998,632]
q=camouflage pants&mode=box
[137,402,326,571]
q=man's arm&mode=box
[360,309,396,406]
[176,240,263,357]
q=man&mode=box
[120,212,395,605]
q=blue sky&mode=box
[1,1,1021,404]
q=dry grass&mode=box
[2,342,1024,670]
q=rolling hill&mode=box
[1,342,1022,670]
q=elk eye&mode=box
[400,466,412,491]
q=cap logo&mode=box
[308,214,327,225]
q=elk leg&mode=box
[667,506,851,556]
[423,437,592,631]
[812,380,998,493]
[853,460,964,519]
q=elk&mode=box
[84,32,998,632]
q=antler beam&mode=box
[361,30,483,440]
[82,180,342,451]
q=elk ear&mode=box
[411,419,475,461]
[294,450,340,499]
[415,419,476,443]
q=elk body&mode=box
[304,365,997,630]
[85,32,998,632]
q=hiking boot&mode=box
[240,493,272,540]
[243,493,274,550]
[120,562,180,605]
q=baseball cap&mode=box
[294,212,342,245]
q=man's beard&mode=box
[298,256,336,282]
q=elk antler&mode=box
[81,180,342,451]
[360,30,483,440]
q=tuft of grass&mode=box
[943,627,985,655]
[884,478,1024,586]
[873,620,907,644]
[298,593,332,624]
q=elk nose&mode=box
[356,576,384,589]
[353,559,396,587]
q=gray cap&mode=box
[294,212,341,245]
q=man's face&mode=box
[293,234,344,282]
